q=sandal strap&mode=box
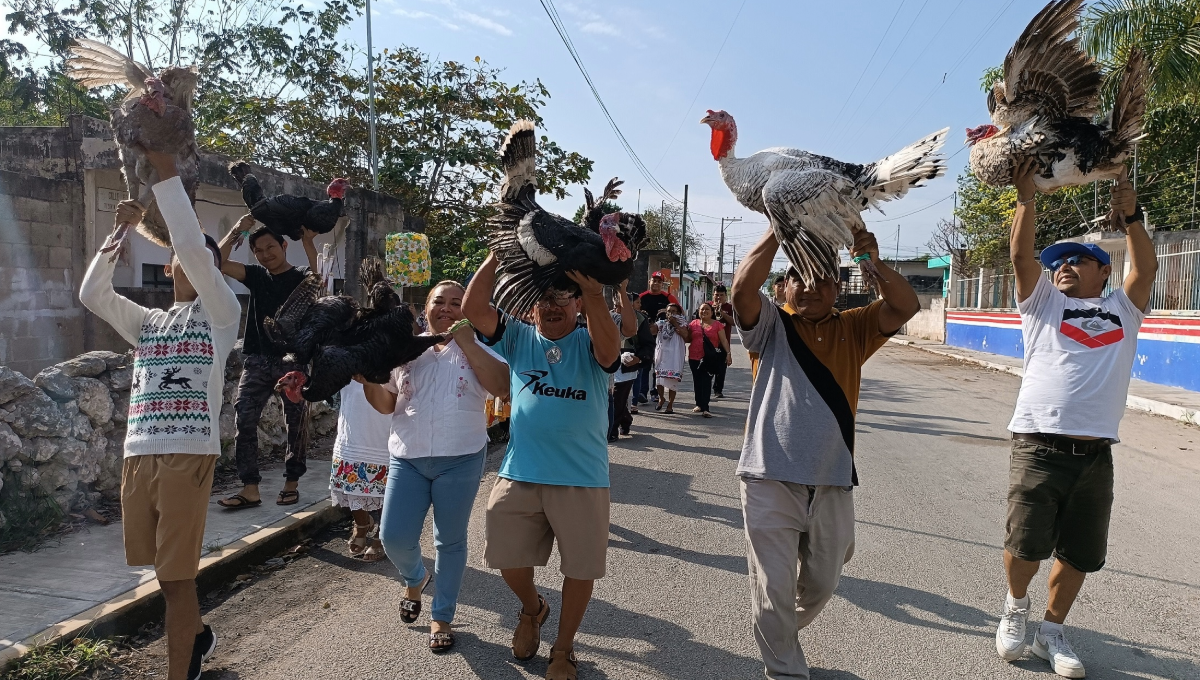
[400,599,420,613]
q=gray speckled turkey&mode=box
[701,109,947,288]
[966,0,1147,193]
[66,39,199,259]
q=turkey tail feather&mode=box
[499,120,537,202]
[358,256,388,294]
[860,128,949,209]
[1109,48,1148,152]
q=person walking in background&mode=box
[216,223,320,509]
[731,221,919,680]
[80,151,241,680]
[709,284,735,397]
[329,379,391,562]
[772,275,787,306]
[994,162,1157,679]
[608,288,639,441]
[463,254,621,680]
[359,281,509,652]
[638,271,678,319]
[629,293,655,414]
[650,303,689,415]
[687,302,731,418]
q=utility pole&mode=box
[732,245,738,278]
[1192,145,1198,230]
[365,0,379,191]
[718,216,741,282]
[895,224,901,265]
[637,189,641,214]
[680,186,689,280]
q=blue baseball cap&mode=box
[1038,242,1110,270]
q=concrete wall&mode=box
[903,297,945,342]
[0,170,87,378]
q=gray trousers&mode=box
[741,478,855,680]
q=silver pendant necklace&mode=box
[545,345,562,364]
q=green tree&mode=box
[640,202,701,265]
[1081,0,1200,103]
[572,201,621,224]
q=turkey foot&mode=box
[99,222,131,263]
[857,256,886,291]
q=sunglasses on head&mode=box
[1050,254,1098,271]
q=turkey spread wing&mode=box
[66,39,155,97]
[490,207,570,316]
[996,0,1100,124]
[763,169,863,287]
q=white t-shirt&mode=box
[333,382,392,466]
[384,337,507,458]
[1008,276,1146,439]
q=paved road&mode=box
[130,343,1199,680]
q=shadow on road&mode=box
[608,523,747,575]
[609,462,743,529]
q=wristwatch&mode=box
[1125,204,1144,225]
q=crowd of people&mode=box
[79,149,1153,680]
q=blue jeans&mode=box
[634,364,651,402]
[379,447,486,623]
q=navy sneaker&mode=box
[188,624,217,680]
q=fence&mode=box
[952,239,1200,312]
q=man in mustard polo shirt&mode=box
[731,225,919,680]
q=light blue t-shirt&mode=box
[486,315,616,487]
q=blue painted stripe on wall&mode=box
[947,321,1200,393]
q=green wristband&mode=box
[852,253,872,264]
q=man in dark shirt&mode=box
[638,271,677,320]
[216,222,319,508]
[708,284,735,398]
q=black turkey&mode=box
[488,120,647,316]
[228,161,350,243]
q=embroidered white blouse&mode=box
[383,337,506,459]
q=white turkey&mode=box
[488,120,647,316]
[966,0,1147,197]
[701,109,947,287]
[66,38,199,260]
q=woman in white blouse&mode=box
[360,281,509,653]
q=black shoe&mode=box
[189,625,217,680]
[607,433,619,443]
[714,392,724,399]
[619,428,630,436]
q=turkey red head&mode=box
[700,109,738,160]
[599,212,632,262]
[327,178,350,200]
[965,124,1000,145]
[275,370,307,403]
[140,77,167,116]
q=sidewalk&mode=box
[890,335,1200,427]
[0,468,338,666]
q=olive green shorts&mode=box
[1005,439,1114,573]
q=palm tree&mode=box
[1081,0,1200,103]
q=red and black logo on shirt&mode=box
[1059,308,1124,348]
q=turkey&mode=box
[488,120,647,316]
[701,109,947,287]
[228,161,350,245]
[966,0,1147,200]
[268,258,445,403]
[66,38,199,261]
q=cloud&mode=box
[559,2,666,47]
[392,8,461,31]
[456,9,512,36]
[394,0,512,36]
[580,21,621,37]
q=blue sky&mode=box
[357,0,1047,270]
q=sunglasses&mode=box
[535,292,576,309]
[1049,254,1099,271]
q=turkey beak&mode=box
[700,114,714,125]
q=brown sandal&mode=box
[276,489,300,506]
[511,594,549,661]
[546,648,578,680]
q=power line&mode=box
[826,1,907,129]
[652,0,748,173]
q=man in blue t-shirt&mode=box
[464,253,624,678]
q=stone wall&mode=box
[0,344,336,528]
[0,170,88,378]
[902,297,946,342]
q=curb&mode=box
[889,338,1200,427]
[0,499,347,670]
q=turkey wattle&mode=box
[66,39,199,261]
[488,120,647,316]
[966,0,1147,194]
[701,109,947,288]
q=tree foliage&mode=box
[640,202,701,266]
[1,0,594,283]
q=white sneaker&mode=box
[1033,625,1086,678]
[995,594,1029,661]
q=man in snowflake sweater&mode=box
[80,151,240,680]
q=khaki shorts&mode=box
[121,454,217,582]
[483,478,610,580]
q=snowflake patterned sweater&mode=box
[80,176,241,457]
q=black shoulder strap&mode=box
[775,306,859,485]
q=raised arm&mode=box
[1112,170,1157,311]
[733,225,779,329]
[301,227,320,273]
[568,271,620,367]
[146,151,241,330]
[453,321,510,398]
[79,201,151,346]
[615,280,636,338]
[463,253,501,339]
[850,226,920,334]
[218,214,254,282]
[1010,158,1043,303]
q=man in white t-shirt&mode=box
[995,159,1158,679]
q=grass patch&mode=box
[1,638,117,680]
[0,472,64,553]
